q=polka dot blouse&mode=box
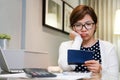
[74,40,102,72]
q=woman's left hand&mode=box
[84,60,102,73]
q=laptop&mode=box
[68,50,94,65]
[0,47,24,73]
[0,47,56,77]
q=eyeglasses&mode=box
[73,22,95,30]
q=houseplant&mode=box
[0,34,11,49]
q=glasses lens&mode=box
[73,23,82,29]
[73,22,94,30]
[85,23,94,29]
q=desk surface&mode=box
[0,72,118,80]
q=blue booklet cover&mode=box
[68,50,94,65]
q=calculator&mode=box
[23,68,57,78]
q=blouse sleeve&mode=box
[58,36,83,71]
[101,42,119,80]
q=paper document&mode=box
[0,72,28,78]
[54,72,92,80]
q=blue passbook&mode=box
[68,50,94,65]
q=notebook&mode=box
[0,47,24,73]
[68,50,94,65]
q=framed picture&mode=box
[43,0,63,31]
[63,2,73,33]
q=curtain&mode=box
[80,0,120,69]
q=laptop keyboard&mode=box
[23,68,57,77]
[10,69,24,73]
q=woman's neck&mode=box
[82,38,97,48]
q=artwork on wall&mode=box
[42,0,73,34]
[43,0,63,31]
[63,2,73,33]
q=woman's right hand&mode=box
[69,31,79,40]
[70,31,83,49]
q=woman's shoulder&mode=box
[60,40,73,46]
[99,39,114,47]
[59,40,73,50]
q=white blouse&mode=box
[58,36,119,80]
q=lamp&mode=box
[114,9,120,71]
[114,9,120,34]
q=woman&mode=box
[58,5,119,79]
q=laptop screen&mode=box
[0,47,11,72]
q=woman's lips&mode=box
[80,33,87,37]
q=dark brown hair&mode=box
[70,5,97,28]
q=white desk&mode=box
[0,72,91,80]
[0,70,119,80]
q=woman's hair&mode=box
[70,5,97,28]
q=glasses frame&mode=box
[73,22,95,30]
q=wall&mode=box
[0,0,79,66]
[0,0,22,49]
[25,0,79,66]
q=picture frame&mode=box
[43,0,63,31]
[63,2,73,33]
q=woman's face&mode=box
[73,14,96,41]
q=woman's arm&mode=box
[58,41,73,71]
[58,31,83,71]
[103,46,119,79]
[69,31,83,50]
[100,42,119,80]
